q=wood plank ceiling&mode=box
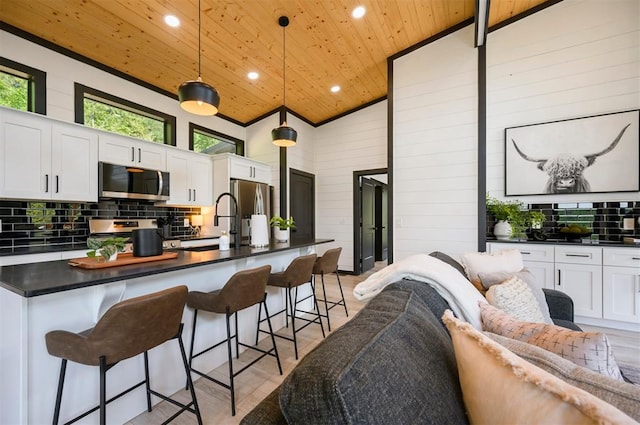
[1,0,550,125]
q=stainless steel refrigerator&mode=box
[230,179,272,245]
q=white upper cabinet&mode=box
[98,132,166,171]
[212,153,271,185]
[165,149,212,206]
[0,108,98,202]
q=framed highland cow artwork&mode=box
[504,110,639,196]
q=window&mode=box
[189,123,244,155]
[0,57,46,113]
[74,83,176,145]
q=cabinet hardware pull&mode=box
[557,269,561,286]
[565,254,590,258]
[55,175,59,193]
[188,189,191,202]
[193,189,196,202]
[632,257,640,261]
[45,174,49,193]
[138,148,141,163]
[521,251,531,255]
[131,147,135,162]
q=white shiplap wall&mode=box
[486,0,640,204]
[246,113,282,214]
[0,30,245,148]
[393,25,478,260]
[285,114,316,219]
[314,101,387,271]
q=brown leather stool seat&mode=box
[186,265,281,416]
[313,247,348,332]
[45,285,202,425]
[257,254,325,359]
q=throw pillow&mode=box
[480,302,624,381]
[442,310,636,425]
[486,332,640,421]
[485,275,546,323]
[460,249,523,293]
[479,267,553,323]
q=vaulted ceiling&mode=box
[1,0,551,125]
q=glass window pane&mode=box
[193,130,237,154]
[83,97,164,143]
[0,71,28,111]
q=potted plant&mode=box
[486,194,525,240]
[270,216,296,242]
[86,236,128,262]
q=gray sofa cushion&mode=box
[278,280,469,425]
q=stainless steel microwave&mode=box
[98,162,170,201]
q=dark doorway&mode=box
[361,177,376,272]
[353,169,388,274]
[289,168,315,243]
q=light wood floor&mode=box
[128,261,640,425]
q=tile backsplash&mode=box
[487,200,640,242]
[0,200,200,249]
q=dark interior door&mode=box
[361,177,376,272]
[375,183,388,261]
[289,169,315,244]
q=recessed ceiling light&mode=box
[352,6,366,19]
[330,85,341,93]
[247,71,259,80]
[164,15,180,27]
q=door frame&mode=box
[289,168,315,243]
[353,168,388,274]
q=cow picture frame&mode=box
[504,109,640,196]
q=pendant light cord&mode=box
[282,23,286,109]
[198,0,202,78]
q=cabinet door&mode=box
[166,151,190,205]
[229,157,254,181]
[252,162,271,184]
[523,260,555,289]
[189,155,212,205]
[51,123,98,202]
[603,266,640,323]
[98,133,137,166]
[555,263,602,318]
[136,141,166,170]
[0,109,51,199]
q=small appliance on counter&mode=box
[131,228,163,257]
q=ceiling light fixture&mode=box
[271,16,297,147]
[178,0,220,116]
[331,85,341,93]
[164,15,180,27]
[247,71,259,80]
[352,6,366,19]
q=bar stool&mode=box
[257,254,325,360]
[313,247,348,332]
[186,265,282,416]
[45,285,202,425]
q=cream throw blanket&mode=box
[353,254,487,329]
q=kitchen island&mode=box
[0,239,333,425]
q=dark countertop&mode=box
[0,239,333,298]
[486,238,639,248]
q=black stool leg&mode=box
[310,280,326,338]
[234,311,240,359]
[143,351,152,412]
[186,309,199,390]
[336,271,348,317]
[52,359,66,425]
[262,296,283,375]
[320,273,331,331]
[255,300,262,345]
[288,286,298,359]
[99,356,107,425]
[225,311,236,416]
[178,328,203,425]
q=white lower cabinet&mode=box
[487,242,640,329]
[602,248,640,323]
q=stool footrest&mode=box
[147,388,198,425]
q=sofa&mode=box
[241,253,638,424]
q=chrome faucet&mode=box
[214,192,240,249]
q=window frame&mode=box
[74,83,176,146]
[0,57,46,114]
[189,122,244,156]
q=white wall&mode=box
[486,0,640,204]
[246,113,282,214]
[393,25,479,260]
[314,101,387,271]
[0,30,245,148]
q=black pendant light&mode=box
[178,0,220,116]
[272,16,297,147]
